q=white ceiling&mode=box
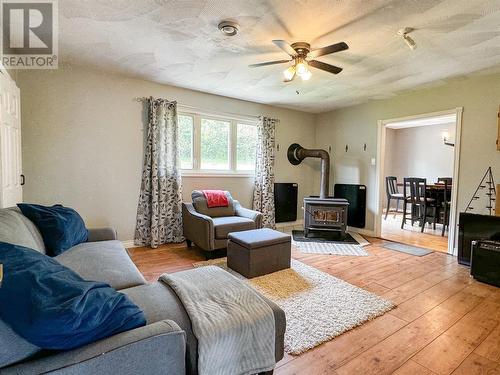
[59,0,500,113]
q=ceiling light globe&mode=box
[301,70,312,81]
[296,60,308,75]
[283,66,295,80]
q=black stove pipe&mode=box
[287,143,330,199]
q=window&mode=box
[200,118,230,170]
[236,123,258,171]
[177,112,258,175]
[178,115,194,169]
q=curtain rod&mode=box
[134,96,262,121]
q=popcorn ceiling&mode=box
[59,0,500,113]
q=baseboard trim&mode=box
[122,240,137,249]
[275,219,304,228]
[347,227,376,238]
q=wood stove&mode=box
[288,143,349,238]
[303,197,349,238]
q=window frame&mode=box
[178,110,258,177]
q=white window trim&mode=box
[178,110,258,177]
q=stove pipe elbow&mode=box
[287,143,330,199]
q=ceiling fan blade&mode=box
[249,59,291,68]
[272,40,297,56]
[307,42,348,59]
[309,60,343,74]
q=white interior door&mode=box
[0,71,22,208]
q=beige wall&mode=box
[383,124,455,210]
[386,124,455,184]
[17,65,500,241]
[316,72,500,232]
[18,65,317,240]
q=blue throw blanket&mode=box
[0,242,146,350]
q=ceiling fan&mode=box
[249,40,348,82]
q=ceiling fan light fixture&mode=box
[251,39,347,82]
[300,70,312,81]
[295,58,309,75]
[301,70,312,81]
[283,65,296,80]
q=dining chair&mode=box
[438,177,452,236]
[385,176,404,220]
[401,177,438,232]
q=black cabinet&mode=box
[274,183,298,223]
[334,184,366,228]
[471,240,500,287]
[458,213,500,266]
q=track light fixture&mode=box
[398,27,417,50]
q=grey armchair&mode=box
[182,190,263,256]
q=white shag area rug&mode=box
[292,232,370,256]
[193,258,395,355]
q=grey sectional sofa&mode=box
[0,207,285,374]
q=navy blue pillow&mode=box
[17,203,89,256]
[0,242,146,350]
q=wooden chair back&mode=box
[386,176,398,198]
[404,177,427,205]
[438,177,452,203]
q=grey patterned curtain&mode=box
[134,98,184,248]
[253,116,277,229]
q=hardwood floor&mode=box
[381,212,449,253]
[128,238,500,375]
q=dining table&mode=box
[397,181,451,191]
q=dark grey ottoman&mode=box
[227,228,291,278]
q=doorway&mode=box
[375,108,463,254]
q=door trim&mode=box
[375,107,463,255]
